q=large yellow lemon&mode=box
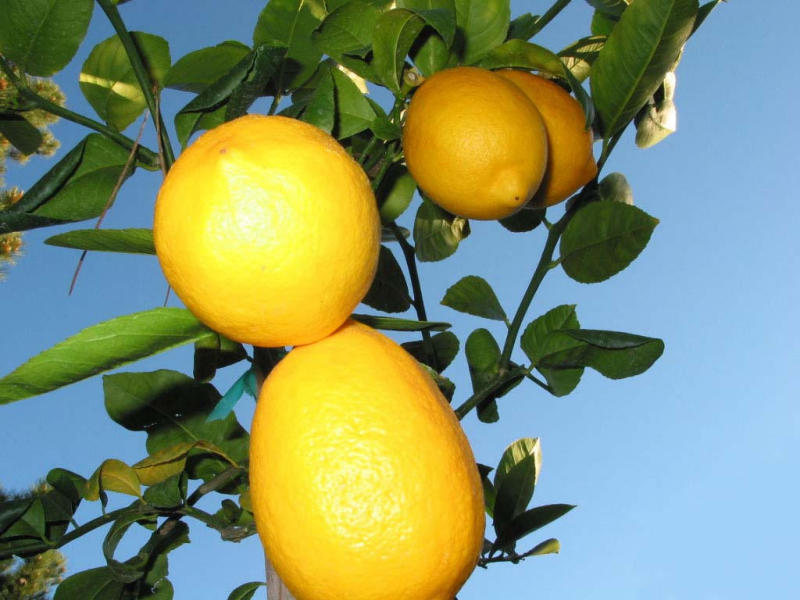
[496,70,598,207]
[402,66,548,220]
[154,115,380,347]
[250,320,485,600]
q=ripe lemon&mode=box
[402,66,548,220]
[250,320,485,600]
[496,70,597,207]
[154,115,380,348]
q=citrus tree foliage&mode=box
[0,0,722,598]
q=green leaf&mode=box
[493,438,542,536]
[520,305,583,397]
[398,0,457,46]
[0,308,213,405]
[591,10,618,36]
[506,13,539,41]
[402,331,460,373]
[693,0,722,34]
[47,468,87,507]
[494,504,575,549]
[32,134,133,222]
[253,0,324,90]
[53,567,125,600]
[0,114,43,155]
[409,29,449,76]
[175,104,227,148]
[193,333,248,383]
[465,328,501,423]
[586,0,629,17]
[559,35,606,82]
[331,65,376,139]
[142,473,187,509]
[372,8,426,93]
[85,459,141,501]
[313,1,380,59]
[560,201,658,283]
[351,314,450,332]
[377,165,416,223]
[413,197,470,262]
[1,498,45,540]
[225,44,286,121]
[589,0,698,137]
[454,0,510,64]
[295,62,336,132]
[80,32,171,131]
[368,98,402,140]
[598,172,633,205]
[525,537,561,556]
[102,511,149,583]
[476,39,563,77]
[362,245,412,313]
[103,370,249,481]
[477,463,496,516]
[45,228,156,254]
[164,41,251,93]
[132,443,194,486]
[441,275,506,322]
[494,437,541,491]
[227,582,266,600]
[0,0,93,76]
[498,205,545,233]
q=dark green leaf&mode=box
[142,473,187,509]
[372,8,426,93]
[559,35,605,82]
[0,0,93,76]
[0,114,43,155]
[477,463,496,516]
[103,511,149,583]
[225,44,287,120]
[80,32,171,131]
[476,39,563,77]
[228,582,266,600]
[53,567,125,600]
[381,224,409,242]
[0,498,44,540]
[591,10,618,36]
[453,0,510,64]
[0,308,214,405]
[351,314,450,332]
[441,275,506,322]
[465,328,501,423]
[494,504,575,548]
[506,13,539,41]
[520,305,583,397]
[45,228,156,254]
[164,41,251,93]
[103,370,249,481]
[398,0,457,46]
[409,29,449,76]
[331,65,376,138]
[253,0,324,89]
[362,245,412,313]
[313,1,380,58]
[560,200,658,283]
[413,197,470,262]
[402,331,459,372]
[693,0,722,33]
[598,172,633,205]
[193,333,248,383]
[498,205,545,233]
[590,0,698,137]
[175,104,227,148]
[586,0,629,17]
[32,134,132,222]
[296,63,336,132]
[47,469,87,507]
[368,98,402,140]
[377,165,416,223]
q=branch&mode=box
[529,0,573,38]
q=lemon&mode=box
[497,70,597,207]
[402,66,548,220]
[250,320,485,600]
[154,115,380,348]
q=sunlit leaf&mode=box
[45,228,156,254]
[454,0,510,64]
[164,41,251,93]
[413,197,470,262]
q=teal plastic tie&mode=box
[207,368,258,422]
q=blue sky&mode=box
[2,1,799,598]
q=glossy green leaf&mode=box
[559,35,606,82]
[0,498,45,539]
[227,582,266,600]
[377,166,416,223]
[53,567,125,600]
[132,442,194,486]
[362,245,412,313]
[0,308,213,405]
[413,197,470,262]
[103,370,250,482]
[225,44,286,121]
[398,0,457,46]
[193,333,248,383]
[441,275,506,322]
[586,0,629,17]
[313,1,380,58]
[45,228,156,254]
[372,8,426,93]
[506,12,538,41]
[520,305,583,397]
[494,504,575,548]
[175,104,227,148]
[368,98,402,140]
[402,331,460,373]
[85,459,141,501]
[164,41,251,93]
[0,0,93,76]
[476,39,563,77]
[454,0,510,64]
[297,63,335,132]
[498,205,545,233]
[590,0,698,137]
[47,468,87,507]
[478,463,496,516]
[351,314,450,332]
[331,65,376,138]
[560,200,658,283]
[142,473,187,509]
[0,114,43,155]
[635,71,677,148]
[102,511,150,583]
[493,438,541,533]
[494,437,541,491]
[253,0,324,89]
[80,32,171,131]
[409,30,449,76]
[591,10,617,36]
[32,134,133,222]
[465,328,501,422]
[599,172,633,205]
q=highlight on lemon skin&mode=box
[402,66,549,221]
[496,69,598,208]
[249,319,485,600]
[153,114,380,348]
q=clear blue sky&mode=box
[2,1,799,598]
